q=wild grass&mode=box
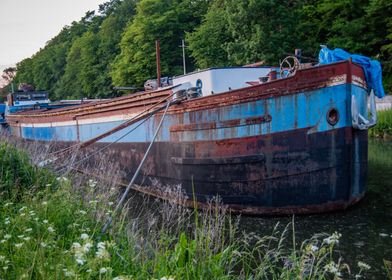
[369,108,392,138]
[0,141,371,279]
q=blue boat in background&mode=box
[2,48,385,215]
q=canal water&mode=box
[240,139,392,279]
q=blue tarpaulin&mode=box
[318,46,385,98]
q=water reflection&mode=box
[239,139,392,279]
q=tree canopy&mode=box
[7,0,392,99]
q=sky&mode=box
[0,0,107,73]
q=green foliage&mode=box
[187,0,303,67]
[110,0,204,88]
[0,142,372,279]
[0,143,57,201]
[369,108,392,137]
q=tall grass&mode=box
[0,141,370,279]
[369,108,392,137]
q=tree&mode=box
[186,0,231,68]
[187,0,304,68]
[111,0,206,88]
[1,67,16,84]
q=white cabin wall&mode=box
[209,68,273,95]
[172,70,213,96]
[172,67,276,97]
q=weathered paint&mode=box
[5,60,370,214]
[15,84,360,143]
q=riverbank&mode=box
[369,108,392,138]
[0,142,372,279]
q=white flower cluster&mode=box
[0,255,10,271]
[357,261,371,270]
[70,234,114,267]
[56,176,68,182]
[71,233,94,266]
[96,242,110,261]
[323,232,342,245]
[88,179,97,188]
[324,261,341,277]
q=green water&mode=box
[240,139,392,279]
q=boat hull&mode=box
[82,126,367,215]
[5,60,370,214]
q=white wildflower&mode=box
[379,233,389,237]
[20,213,26,217]
[23,237,31,241]
[76,258,85,265]
[19,206,27,212]
[72,242,82,249]
[88,179,97,188]
[0,240,5,243]
[25,228,33,233]
[63,269,75,277]
[97,242,106,250]
[357,261,371,270]
[15,243,24,248]
[96,242,110,260]
[47,227,55,233]
[79,210,87,215]
[4,234,11,240]
[86,269,92,273]
[43,220,48,224]
[99,267,108,274]
[83,242,93,253]
[0,256,5,261]
[89,200,98,204]
[324,261,341,276]
[41,242,47,248]
[4,202,13,207]
[108,201,114,206]
[29,211,36,216]
[323,232,342,245]
[3,266,8,271]
[17,235,25,239]
[57,176,68,182]
[80,233,89,240]
[42,201,48,206]
[310,245,319,252]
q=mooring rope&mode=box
[101,100,171,234]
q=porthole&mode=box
[327,108,339,126]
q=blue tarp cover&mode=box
[318,46,385,98]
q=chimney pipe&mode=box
[156,40,161,89]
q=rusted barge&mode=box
[4,50,383,214]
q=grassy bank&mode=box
[369,108,392,138]
[0,142,370,279]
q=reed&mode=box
[369,108,392,138]
[0,141,371,279]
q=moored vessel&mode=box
[3,47,385,215]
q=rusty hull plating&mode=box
[6,60,370,215]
